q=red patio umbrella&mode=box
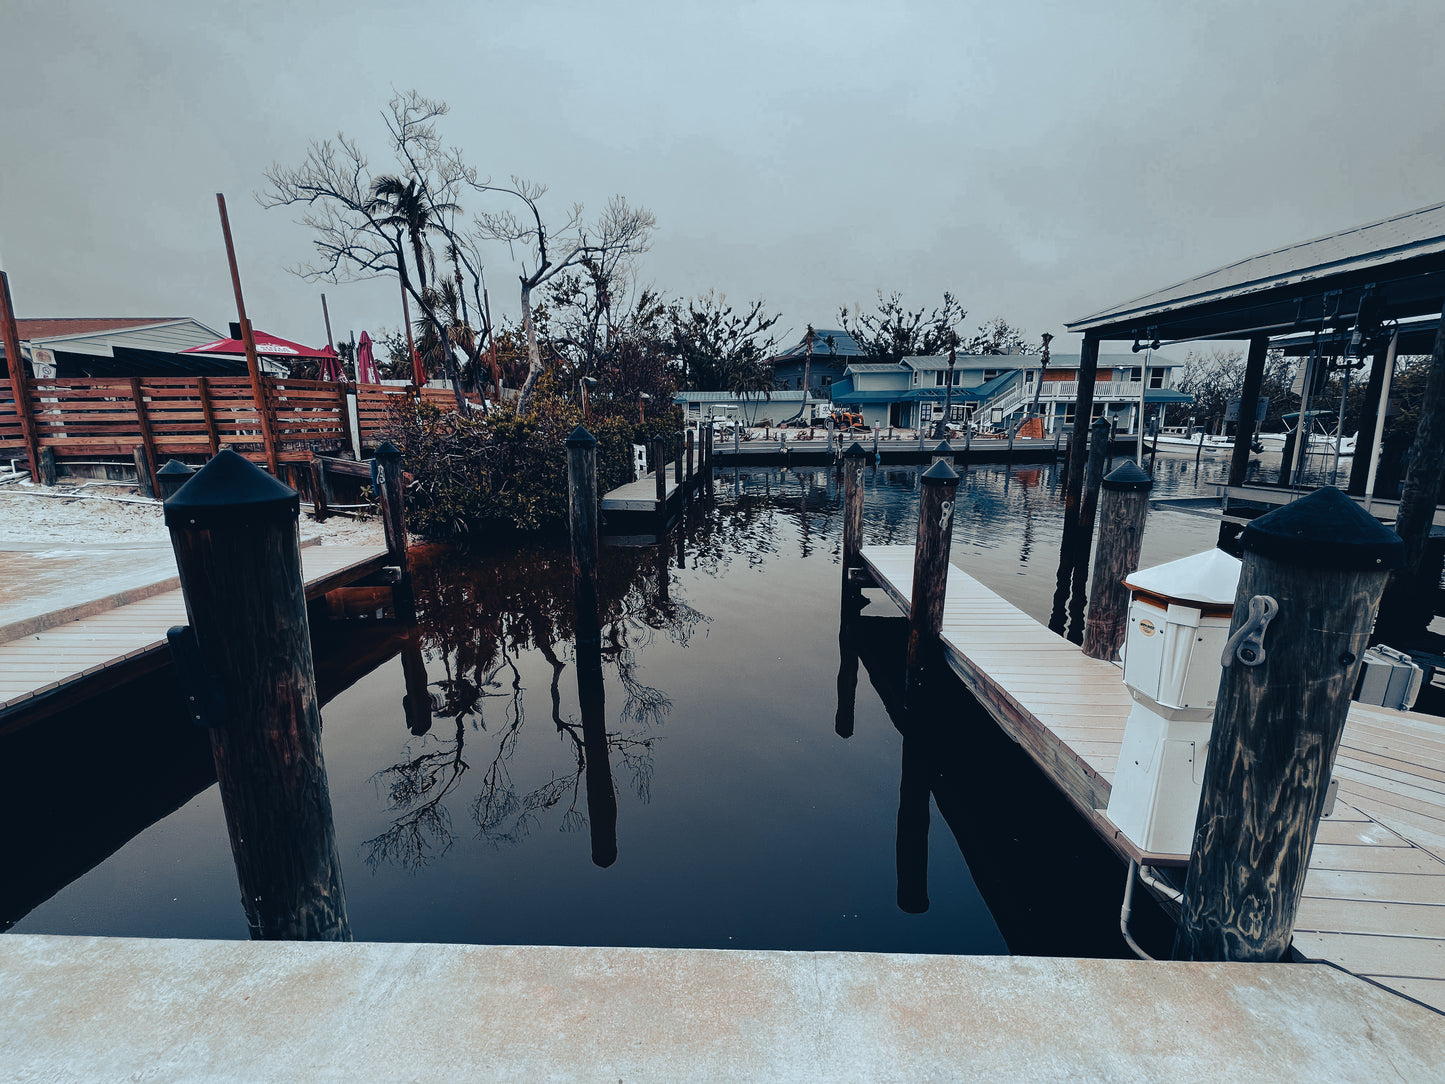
[183,329,335,362]
[316,345,343,382]
[356,331,379,384]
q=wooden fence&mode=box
[0,375,465,477]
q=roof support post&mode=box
[1376,300,1445,642]
[1227,334,1269,488]
[1347,342,1391,496]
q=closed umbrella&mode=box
[356,331,379,384]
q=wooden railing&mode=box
[1,375,468,472]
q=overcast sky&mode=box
[3,0,1442,355]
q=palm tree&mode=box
[728,359,775,427]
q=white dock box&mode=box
[1356,645,1424,711]
[1104,548,1241,856]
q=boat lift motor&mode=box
[1104,548,1242,857]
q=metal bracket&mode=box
[167,625,226,728]
[1221,595,1279,668]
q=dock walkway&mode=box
[0,542,390,729]
[600,470,680,513]
[860,544,1445,1013]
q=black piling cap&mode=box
[933,441,953,455]
[157,459,195,477]
[844,441,868,459]
[920,459,960,486]
[375,440,402,461]
[1101,461,1153,492]
[1241,486,1404,571]
[1091,415,1111,431]
[566,424,597,449]
[163,448,299,529]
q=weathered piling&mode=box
[1065,417,1112,645]
[133,446,156,500]
[674,433,684,486]
[307,458,330,522]
[841,442,867,593]
[373,441,412,620]
[37,447,57,487]
[566,426,601,634]
[1081,461,1153,661]
[1176,487,1402,963]
[156,459,196,501]
[164,450,351,941]
[904,460,961,708]
[653,436,667,514]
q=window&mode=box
[950,404,967,420]
[688,402,700,414]
[920,403,936,421]
[935,371,946,386]
[821,375,832,387]
[982,369,1002,382]
[1129,367,1142,383]
[1149,367,1165,388]
[1063,403,1076,425]
[1025,370,1035,384]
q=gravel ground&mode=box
[0,480,386,547]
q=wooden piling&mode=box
[1226,334,1268,488]
[1065,416,1112,645]
[686,429,695,488]
[156,459,196,501]
[1081,461,1153,661]
[566,426,601,635]
[0,271,41,481]
[1176,487,1402,962]
[841,442,867,590]
[1050,337,1101,634]
[308,458,330,522]
[373,441,412,620]
[164,450,351,940]
[904,460,961,708]
[653,436,667,515]
[37,447,57,487]
[674,434,683,486]
[132,446,156,500]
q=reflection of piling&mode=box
[1081,462,1153,661]
[685,429,694,501]
[400,631,432,736]
[1177,488,1402,962]
[835,614,859,739]
[157,459,196,500]
[164,450,350,941]
[576,636,618,868]
[904,461,960,708]
[374,441,413,621]
[1065,417,1111,645]
[895,726,931,913]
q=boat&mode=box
[1256,411,1356,457]
[1147,428,1242,455]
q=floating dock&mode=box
[0,541,391,730]
[859,544,1445,1013]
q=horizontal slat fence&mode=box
[0,376,469,470]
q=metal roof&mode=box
[771,328,866,361]
[673,390,816,403]
[1068,202,1445,342]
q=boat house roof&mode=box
[1067,202,1445,342]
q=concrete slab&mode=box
[2,935,1442,1082]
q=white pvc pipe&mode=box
[1363,330,1399,515]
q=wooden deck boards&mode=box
[0,545,390,722]
[600,472,680,512]
[859,543,1445,1014]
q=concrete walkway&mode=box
[2,935,1442,1081]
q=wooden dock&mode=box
[600,470,681,513]
[859,544,1445,1013]
[0,543,390,730]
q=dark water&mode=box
[4,447,1302,955]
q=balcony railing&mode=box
[1037,380,1159,400]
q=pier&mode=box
[859,544,1445,1013]
[0,540,389,730]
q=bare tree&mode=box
[473,179,655,414]
[669,291,781,390]
[839,291,968,365]
[259,90,491,407]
